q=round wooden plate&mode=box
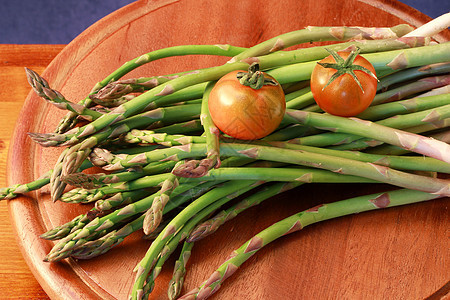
[7,0,449,299]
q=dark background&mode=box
[0,0,448,44]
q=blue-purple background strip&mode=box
[0,0,448,44]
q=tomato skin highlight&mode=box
[310,51,377,117]
[208,70,286,140]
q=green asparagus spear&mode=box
[179,189,444,300]
[285,105,450,163]
[55,44,247,133]
[229,24,414,62]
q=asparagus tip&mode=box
[171,158,215,178]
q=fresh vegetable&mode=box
[1,15,449,300]
[180,188,445,299]
[208,63,286,140]
[310,48,378,116]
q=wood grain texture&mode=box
[0,44,64,299]
[2,0,449,299]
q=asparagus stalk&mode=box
[366,129,450,156]
[43,104,201,201]
[199,81,221,170]
[377,62,450,92]
[144,83,206,110]
[370,74,450,106]
[88,106,112,114]
[143,171,179,235]
[229,24,413,62]
[68,226,130,260]
[132,167,448,298]
[285,105,450,163]
[44,178,214,261]
[40,189,151,240]
[266,42,450,85]
[85,145,207,171]
[171,83,221,178]
[69,180,226,260]
[91,77,171,105]
[40,214,87,241]
[59,173,169,204]
[91,93,135,108]
[326,121,449,151]
[0,171,51,200]
[25,68,103,121]
[88,132,450,173]
[263,124,319,142]
[289,104,450,148]
[285,90,315,110]
[95,80,207,110]
[62,161,177,189]
[417,84,450,98]
[403,12,450,38]
[152,119,203,135]
[131,180,261,299]
[168,241,194,300]
[168,184,304,298]
[327,105,450,151]
[83,141,449,194]
[253,36,430,69]
[0,153,96,200]
[188,181,301,242]
[362,42,450,75]
[60,165,380,204]
[29,103,202,148]
[90,44,245,91]
[357,92,450,121]
[143,180,298,297]
[141,190,242,297]
[179,189,445,300]
[120,129,205,147]
[54,44,246,133]
[285,85,311,101]
[63,156,250,190]
[94,189,152,212]
[45,156,254,259]
[36,42,449,201]
[48,38,445,147]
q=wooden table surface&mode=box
[0,44,65,299]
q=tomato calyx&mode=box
[236,63,278,89]
[318,47,378,93]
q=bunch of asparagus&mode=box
[2,15,450,299]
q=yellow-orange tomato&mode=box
[311,51,377,117]
[208,70,286,140]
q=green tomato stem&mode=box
[317,47,378,93]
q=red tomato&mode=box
[310,50,377,117]
[208,70,286,140]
